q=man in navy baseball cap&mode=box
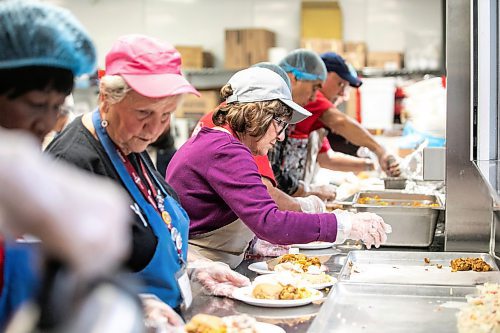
[282,50,401,183]
[321,52,362,88]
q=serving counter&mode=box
[183,246,347,332]
[182,233,455,333]
[181,219,498,333]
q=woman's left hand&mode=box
[191,262,250,298]
[252,238,290,257]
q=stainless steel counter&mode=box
[181,227,448,332]
[182,246,350,332]
[308,283,476,333]
[182,260,322,332]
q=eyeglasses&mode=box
[272,116,289,136]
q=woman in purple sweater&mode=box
[166,67,391,268]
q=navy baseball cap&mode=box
[320,52,362,88]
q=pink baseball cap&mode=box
[105,34,200,98]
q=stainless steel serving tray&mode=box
[307,282,476,333]
[383,177,407,189]
[353,191,443,247]
[338,251,500,286]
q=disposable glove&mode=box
[380,153,401,177]
[0,129,131,278]
[141,294,184,331]
[308,183,337,201]
[348,212,392,249]
[190,261,250,298]
[252,238,289,257]
[296,195,327,213]
[333,209,392,248]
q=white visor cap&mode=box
[225,67,311,124]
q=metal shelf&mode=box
[183,68,238,90]
[183,67,446,89]
[360,68,445,78]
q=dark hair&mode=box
[0,66,74,99]
[213,83,292,139]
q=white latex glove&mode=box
[190,261,250,298]
[141,294,184,331]
[308,183,337,201]
[252,238,289,257]
[296,195,327,213]
[0,129,131,278]
[349,212,392,249]
[379,153,401,177]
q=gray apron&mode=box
[281,136,309,184]
[303,129,327,187]
[188,218,255,269]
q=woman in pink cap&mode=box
[47,34,249,326]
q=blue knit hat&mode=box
[0,0,96,76]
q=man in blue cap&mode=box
[270,52,400,200]
[303,52,400,177]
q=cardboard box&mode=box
[343,42,367,69]
[202,51,214,68]
[175,46,214,69]
[300,38,343,54]
[344,88,359,120]
[175,46,203,69]
[343,51,366,69]
[367,52,404,70]
[225,29,275,69]
[344,42,367,54]
[175,90,220,119]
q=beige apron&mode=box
[188,218,255,269]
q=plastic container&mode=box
[359,78,396,130]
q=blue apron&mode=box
[92,110,189,308]
[0,241,40,329]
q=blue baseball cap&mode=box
[321,52,362,88]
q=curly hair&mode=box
[213,84,292,139]
[99,75,132,104]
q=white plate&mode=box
[232,286,323,308]
[254,272,336,290]
[248,261,328,275]
[255,322,286,333]
[307,279,336,290]
[291,242,335,250]
[248,261,273,274]
[248,261,328,274]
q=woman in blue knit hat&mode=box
[0,1,144,330]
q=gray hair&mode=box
[99,75,131,104]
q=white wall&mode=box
[44,0,301,68]
[44,0,442,69]
[339,0,442,69]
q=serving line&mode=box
[183,227,452,333]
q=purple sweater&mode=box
[166,127,338,245]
